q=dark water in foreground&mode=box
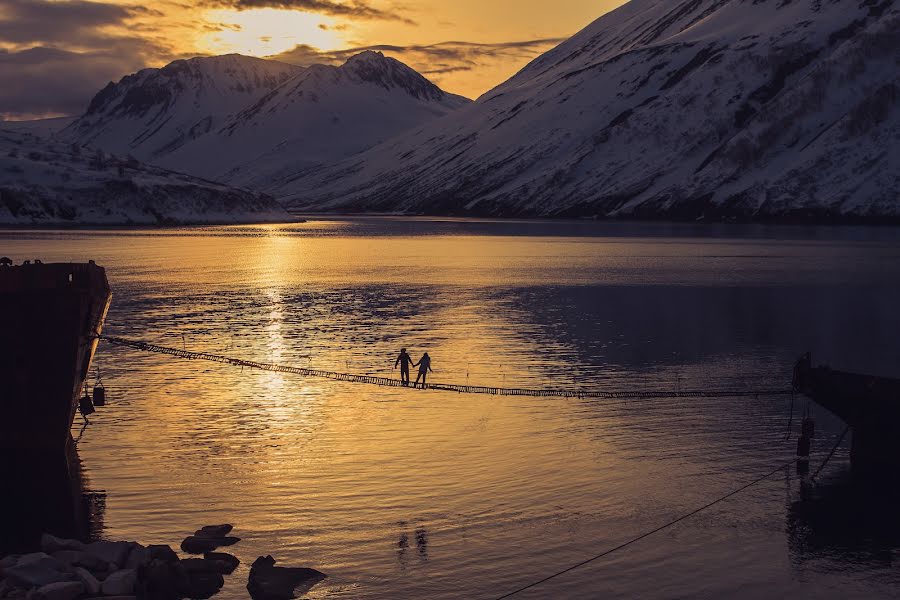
[2,218,900,599]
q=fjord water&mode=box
[3,219,900,599]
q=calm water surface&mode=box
[3,218,900,599]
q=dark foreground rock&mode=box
[179,536,240,555]
[146,545,179,564]
[0,525,258,600]
[202,553,240,575]
[194,525,232,538]
[247,555,326,600]
[180,526,240,555]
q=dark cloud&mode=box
[204,0,415,24]
[0,0,156,47]
[272,37,565,70]
[0,0,177,119]
[0,47,148,119]
[269,37,565,86]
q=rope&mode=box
[97,335,793,401]
[93,333,804,598]
[491,458,794,600]
[97,334,791,399]
[811,425,851,481]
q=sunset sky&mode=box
[0,0,626,120]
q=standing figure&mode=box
[394,348,413,386]
[413,352,433,389]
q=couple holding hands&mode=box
[394,348,432,388]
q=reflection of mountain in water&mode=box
[1,442,106,554]
[787,472,900,570]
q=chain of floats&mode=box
[98,334,793,400]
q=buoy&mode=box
[93,383,106,406]
[79,391,95,417]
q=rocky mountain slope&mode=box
[277,0,900,221]
[64,52,470,191]
[160,51,470,189]
[0,128,288,225]
[64,54,303,165]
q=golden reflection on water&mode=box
[3,219,900,599]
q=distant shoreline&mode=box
[288,211,900,227]
[3,213,899,234]
[0,218,308,230]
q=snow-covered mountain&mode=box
[160,51,470,189]
[278,0,900,221]
[0,128,288,225]
[177,51,471,190]
[64,54,303,163]
[64,52,470,191]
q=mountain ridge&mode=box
[64,51,471,191]
[65,54,303,161]
[276,0,900,221]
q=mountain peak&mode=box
[340,51,447,102]
[345,50,387,64]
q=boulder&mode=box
[247,555,326,600]
[204,552,240,575]
[179,558,223,574]
[72,566,101,595]
[180,536,239,555]
[50,550,106,571]
[0,554,20,570]
[33,581,84,600]
[40,534,84,554]
[124,545,150,570]
[146,545,179,564]
[194,525,233,538]
[4,585,28,599]
[84,541,133,569]
[3,562,73,588]
[183,570,224,599]
[101,569,137,596]
[138,559,188,600]
[16,552,59,567]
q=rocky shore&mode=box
[0,526,325,600]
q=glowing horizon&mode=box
[0,0,626,119]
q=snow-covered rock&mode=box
[0,128,290,225]
[278,0,900,221]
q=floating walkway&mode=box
[98,335,792,400]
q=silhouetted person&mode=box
[395,348,414,386]
[413,352,432,389]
